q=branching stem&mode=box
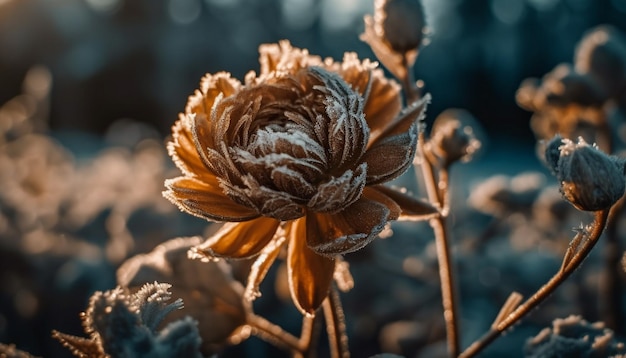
[460,209,610,358]
[417,131,461,357]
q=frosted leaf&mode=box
[54,282,202,358]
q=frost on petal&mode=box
[163,177,259,222]
[258,40,322,77]
[308,163,367,213]
[287,217,335,315]
[306,196,390,256]
[185,72,242,116]
[167,114,210,179]
[309,67,369,169]
[240,175,305,220]
[363,122,418,185]
[191,217,281,259]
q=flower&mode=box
[163,41,437,315]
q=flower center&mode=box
[223,67,369,219]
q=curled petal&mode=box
[185,72,242,116]
[287,218,335,315]
[163,177,259,222]
[191,217,280,259]
[257,40,322,77]
[306,197,390,256]
[372,185,439,221]
[245,233,287,301]
[167,114,209,178]
[363,122,418,185]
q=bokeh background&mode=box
[1,0,624,145]
[2,0,626,357]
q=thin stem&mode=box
[400,54,420,104]
[294,315,316,358]
[322,286,349,358]
[417,135,460,357]
[247,313,303,353]
[460,209,610,358]
[603,199,624,334]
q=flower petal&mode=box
[362,186,401,221]
[306,197,390,256]
[287,218,335,315]
[185,72,242,116]
[167,114,212,179]
[375,93,430,141]
[163,177,259,222]
[362,69,403,143]
[257,40,322,77]
[245,233,287,301]
[362,122,418,185]
[372,185,439,221]
[191,217,280,259]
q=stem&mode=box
[460,209,610,358]
[322,286,349,358]
[247,313,303,353]
[603,199,624,334]
[417,134,460,357]
[401,54,420,104]
[294,315,316,358]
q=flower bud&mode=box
[427,109,481,167]
[548,137,625,211]
[376,0,426,54]
[575,25,626,99]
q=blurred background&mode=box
[2,0,626,357]
[1,0,624,145]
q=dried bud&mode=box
[427,109,481,167]
[539,64,606,108]
[377,0,426,54]
[361,0,426,80]
[547,136,625,211]
[575,25,626,99]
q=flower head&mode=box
[164,41,437,314]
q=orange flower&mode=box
[163,41,437,315]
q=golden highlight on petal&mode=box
[286,218,335,315]
[192,217,280,259]
[163,177,259,222]
[167,114,211,179]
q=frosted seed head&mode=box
[549,137,626,211]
